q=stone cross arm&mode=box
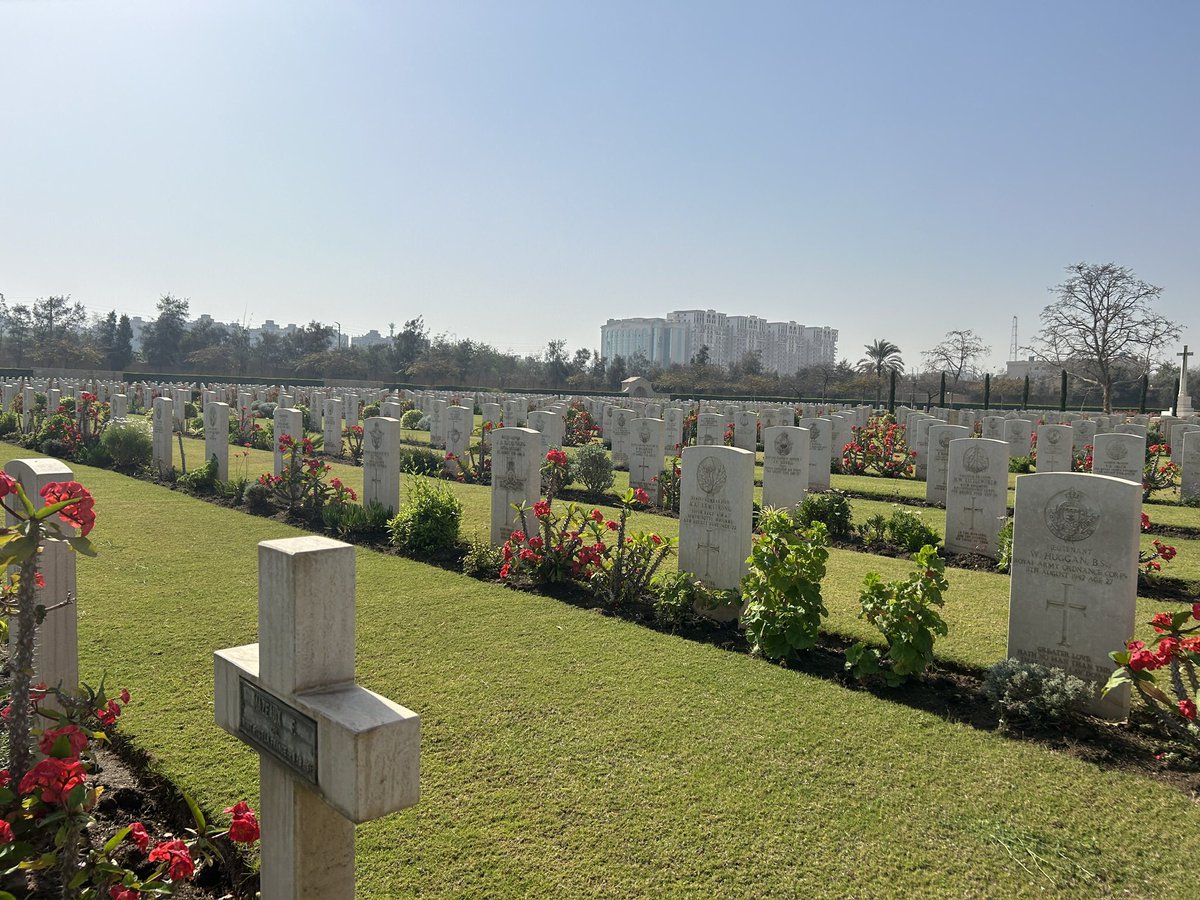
[214,644,419,824]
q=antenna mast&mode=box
[1009,316,1019,361]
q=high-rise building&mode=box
[601,310,837,374]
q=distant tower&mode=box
[1009,316,1019,361]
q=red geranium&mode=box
[19,757,87,805]
[39,481,96,536]
[148,839,194,881]
[224,801,260,843]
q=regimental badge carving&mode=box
[449,428,462,446]
[774,432,793,456]
[696,456,727,495]
[496,457,524,493]
[369,421,384,450]
[939,430,953,448]
[809,424,820,442]
[1044,488,1101,543]
[207,407,217,428]
[639,425,651,444]
[701,433,715,445]
[1045,429,1062,446]
[616,413,626,428]
[963,445,989,474]
[1104,440,1128,461]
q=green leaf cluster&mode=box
[741,508,829,661]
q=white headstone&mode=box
[152,397,173,477]
[797,417,832,491]
[1035,424,1074,473]
[1091,432,1145,486]
[628,417,666,492]
[362,417,402,514]
[205,402,230,480]
[489,427,542,546]
[1007,473,1140,719]
[762,425,809,511]
[944,438,1008,558]
[1181,430,1200,504]
[925,425,970,506]
[678,445,755,611]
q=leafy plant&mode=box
[461,534,504,579]
[741,509,830,661]
[983,659,1093,728]
[795,491,853,539]
[242,479,271,513]
[570,441,614,495]
[654,456,681,513]
[541,448,569,503]
[1008,455,1033,474]
[177,455,219,493]
[589,489,673,607]
[399,447,444,476]
[841,419,915,478]
[388,477,463,555]
[502,501,607,587]
[846,545,949,685]
[322,500,389,542]
[995,518,1014,572]
[399,408,423,430]
[856,513,888,544]
[101,423,153,472]
[885,508,941,553]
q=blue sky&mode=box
[2,1,1197,370]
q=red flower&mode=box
[0,473,17,499]
[650,533,662,545]
[510,530,525,544]
[533,501,552,519]
[1151,612,1175,633]
[499,564,511,579]
[590,509,603,523]
[109,886,140,900]
[1180,699,1197,721]
[0,770,9,788]
[96,699,122,727]
[633,488,650,505]
[1141,512,1151,531]
[149,839,195,881]
[128,821,150,851]
[39,481,96,536]
[605,520,618,531]
[0,821,11,844]
[224,801,261,843]
[120,688,132,705]
[38,724,89,759]
[19,757,87,805]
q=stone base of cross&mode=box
[214,537,420,899]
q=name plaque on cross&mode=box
[237,678,318,785]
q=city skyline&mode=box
[2,2,1196,371]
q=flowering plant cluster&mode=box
[540,449,569,503]
[258,434,341,517]
[342,424,364,463]
[1105,603,1200,750]
[1142,442,1180,497]
[652,457,681,513]
[563,402,599,446]
[1071,443,1094,473]
[841,420,915,478]
[681,410,698,446]
[500,490,672,607]
[1138,513,1178,583]
[230,406,272,450]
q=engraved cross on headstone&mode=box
[215,537,420,899]
[634,454,653,485]
[962,496,986,531]
[1046,582,1088,648]
[696,529,721,578]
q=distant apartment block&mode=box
[600,310,838,374]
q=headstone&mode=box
[445,405,473,461]
[362,417,402,514]
[1072,420,1098,453]
[1036,424,1074,473]
[628,418,666,492]
[274,408,305,476]
[761,425,809,511]
[733,411,758,453]
[797,417,832,491]
[152,397,173,477]
[5,458,78,713]
[664,407,684,453]
[1181,430,1200,504]
[205,402,230,480]
[610,408,634,466]
[1003,418,1033,459]
[1170,423,1200,463]
[678,446,755,616]
[111,393,128,420]
[1007,473,1140,720]
[214,537,420,899]
[910,416,933,479]
[1091,432,1145,486]
[696,413,725,448]
[944,438,1008,558]
[982,416,1006,441]
[489,427,541,546]
[324,398,344,456]
[925,425,970,506]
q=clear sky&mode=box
[2,1,1197,370]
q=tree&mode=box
[856,339,904,403]
[691,344,711,367]
[607,354,628,389]
[1032,262,1181,413]
[544,339,569,386]
[922,329,990,397]
[392,317,429,378]
[30,296,86,345]
[140,295,190,370]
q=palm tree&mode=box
[857,339,904,404]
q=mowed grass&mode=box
[9,442,1200,897]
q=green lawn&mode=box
[8,441,1200,897]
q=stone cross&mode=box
[695,529,721,578]
[214,537,420,899]
[1178,345,1195,416]
[5,459,78,713]
[1046,583,1088,648]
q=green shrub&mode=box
[570,441,614,495]
[995,518,1014,572]
[78,443,113,470]
[886,509,941,553]
[362,402,381,419]
[177,456,219,493]
[398,447,443,476]
[242,480,272,513]
[982,659,1094,728]
[0,412,19,437]
[461,535,503,579]
[218,476,251,505]
[741,509,830,661]
[857,513,888,544]
[322,501,391,542]
[399,409,423,430]
[846,545,949,686]
[796,491,853,539]
[388,477,463,555]
[1009,455,1033,474]
[101,424,153,472]
[183,401,198,419]
[651,572,702,628]
[40,438,75,460]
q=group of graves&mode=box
[3,360,1199,888]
